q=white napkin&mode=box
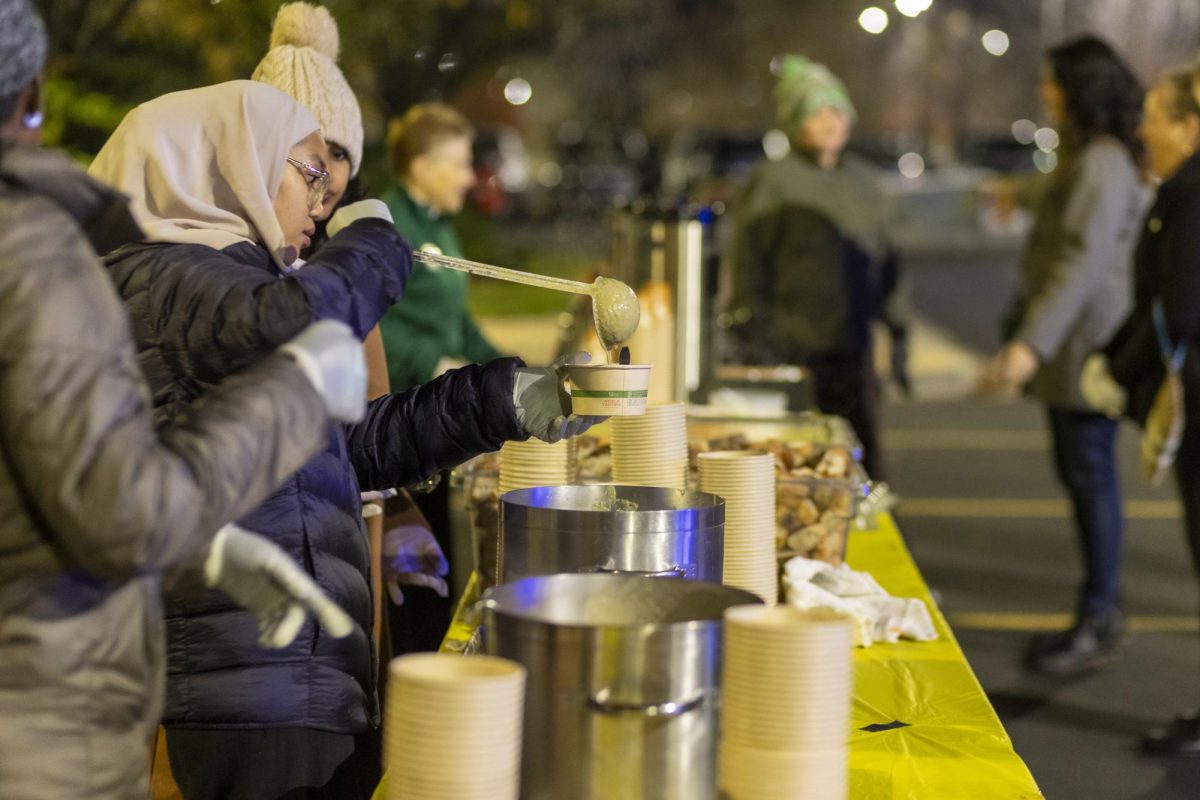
[783,557,938,647]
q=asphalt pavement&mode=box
[891,250,1200,800]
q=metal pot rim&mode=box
[482,604,729,634]
[482,573,763,630]
[500,485,726,534]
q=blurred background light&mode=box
[982,29,1010,56]
[504,77,532,106]
[859,7,889,34]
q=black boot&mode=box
[1142,712,1200,757]
[1024,609,1124,677]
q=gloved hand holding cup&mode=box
[513,351,607,443]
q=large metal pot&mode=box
[498,485,724,585]
[483,573,762,800]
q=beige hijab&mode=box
[88,80,320,268]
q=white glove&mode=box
[512,352,605,443]
[382,523,449,606]
[327,199,394,239]
[204,524,354,649]
[360,488,399,505]
[280,319,366,423]
[1080,354,1127,418]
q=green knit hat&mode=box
[773,55,857,135]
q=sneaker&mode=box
[1024,609,1124,677]
[1142,712,1200,757]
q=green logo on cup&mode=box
[571,390,650,398]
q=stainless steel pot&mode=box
[498,485,724,585]
[482,573,762,800]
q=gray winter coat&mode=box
[0,145,328,798]
[1011,137,1149,409]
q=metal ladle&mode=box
[414,250,640,361]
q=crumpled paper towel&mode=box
[783,557,938,647]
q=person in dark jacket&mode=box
[250,3,456,660]
[989,37,1148,677]
[246,3,450,683]
[89,80,593,799]
[1085,66,1200,754]
[0,4,363,797]
[723,55,908,479]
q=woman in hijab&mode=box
[0,2,360,797]
[247,1,450,669]
[722,55,908,479]
[90,79,592,799]
[250,1,464,662]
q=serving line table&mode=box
[374,513,1043,800]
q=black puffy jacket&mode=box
[104,218,526,734]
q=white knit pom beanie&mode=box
[252,2,363,177]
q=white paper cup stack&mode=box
[719,606,855,800]
[610,402,688,490]
[499,438,577,494]
[386,653,526,800]
[698,450,777,603]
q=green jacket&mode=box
[379,184,502,390]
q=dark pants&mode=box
[1172,419,1200,705]
[167,727,381,800]
[1046,407,1124,618]
[807,351,884,480]
[1174,418,1200,583]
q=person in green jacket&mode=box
[380,103,503,391]
[380,103,505,653]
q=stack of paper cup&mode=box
[386,653,526,800]
[720,606,855,800]
[698,450,777,603]
[610,402,688,490]
[499,438,577,494]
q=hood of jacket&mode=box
[0,144,143,256]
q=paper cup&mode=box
[386,654,525,800]
[720,743,848,800]
[567,364,651,416]
[500,439,577,492]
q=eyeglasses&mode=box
[286,157,331,213]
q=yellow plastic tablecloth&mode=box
[375,514,1042,799]
[843,515,1042,799]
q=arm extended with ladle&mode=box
[412,250,641,360]
[413,250,594,296]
